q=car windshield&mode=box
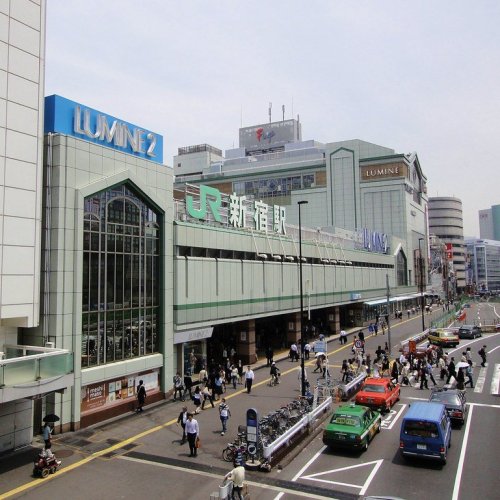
[403,421,439,438]
[363,384,385,393]
[331,415,360,426]
[431,393,461,405]
[441,332,455,337]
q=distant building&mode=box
[479,204,500,240]
[174,119,429,289]
[428,197,465,294]
[466,239,500,294]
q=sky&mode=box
[45,0,500,238]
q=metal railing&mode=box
[0,345,73,388]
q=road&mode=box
[1,301,498,500]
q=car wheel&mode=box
[376,422,381,433]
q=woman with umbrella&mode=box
[42,414,59,447]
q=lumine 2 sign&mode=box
[44,95,163,164]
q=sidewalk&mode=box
[0,327,365,497]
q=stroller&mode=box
[33,447,61,478]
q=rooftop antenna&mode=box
[282,105,285,122]
[269,102,272,123]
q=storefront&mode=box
[174,328,211,376]
[81,369,162,427]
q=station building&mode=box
[0,3,430,452]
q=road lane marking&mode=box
[491,364,500,395]
[301,460,384,496]
[117,456,334,500]
[381,403,406,430]
[488,345,500,354]
[273,445,327,500]
[475,367,487,393]
[452,404,474,500]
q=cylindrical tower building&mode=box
[428,197,465,295]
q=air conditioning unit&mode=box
[45,341,55,349]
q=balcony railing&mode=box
[0,345,73,388]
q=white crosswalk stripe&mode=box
[491,364,500,396]
[474,367,487,393]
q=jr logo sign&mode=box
[186,185,222,222]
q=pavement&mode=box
[0,326,367,499]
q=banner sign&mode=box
[44,95,163,164]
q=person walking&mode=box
[230,365,239,389]
[245,366,255,394]
[185,413,199,457]
[214,374,224,401]
[192,386,202,413]
[304,342,311,360]
[201,385,214,410]
[456,367,465,390]
[42,421,52,448]
[341,359,349,382]
[446,357,457,384]
[136,380,146,413]
[290,343,298,362]
[173,372,184,402]
[419,364,429,389]
[183,373,193,400]
[339,329,347,344]
[478,345,487,367]
[177,406,188,444]
[266,346,273,366]
[426,361,437,386]
[219,398,231,436]
[464,364,474,388]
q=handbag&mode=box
[195,437,201,448]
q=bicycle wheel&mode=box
[222,447,234,462]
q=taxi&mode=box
[322,403,381,451]
[427,328,459,348]
[355,377,400,413]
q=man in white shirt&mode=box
[245,366,255,394]
[185,413,199,457]
[224,462,245,500]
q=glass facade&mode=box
[82,184,161,368]
[233,173,315,198]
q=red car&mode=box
[355,377,400,413]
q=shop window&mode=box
[396,250,408,286]
[82,184,161,368]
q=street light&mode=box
[418,237,426,332]
[298,200,308,397]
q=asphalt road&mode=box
[1,301,498,500]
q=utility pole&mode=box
[419,238,426,332]
[386,274,391,355]
[298,201,308,397]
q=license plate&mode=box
[417,444,426,450]
[337,435,346,440]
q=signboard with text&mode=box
[44,95,163,164]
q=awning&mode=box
[364,292,424,306]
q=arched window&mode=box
[82,184,160,368]
[396,250,408,286]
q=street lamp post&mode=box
[298,201,308,397]
[419,237,426,332]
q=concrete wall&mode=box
[0,0,45,328]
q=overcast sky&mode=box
[45,0,500,237]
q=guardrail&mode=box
[338,373,366,400]
[262,396,332,460]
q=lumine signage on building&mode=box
[361,163,407,181]
[185,185,287,235]
[44,95,163,164]
[357,228,389,254]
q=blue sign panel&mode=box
[44,95,163,164]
